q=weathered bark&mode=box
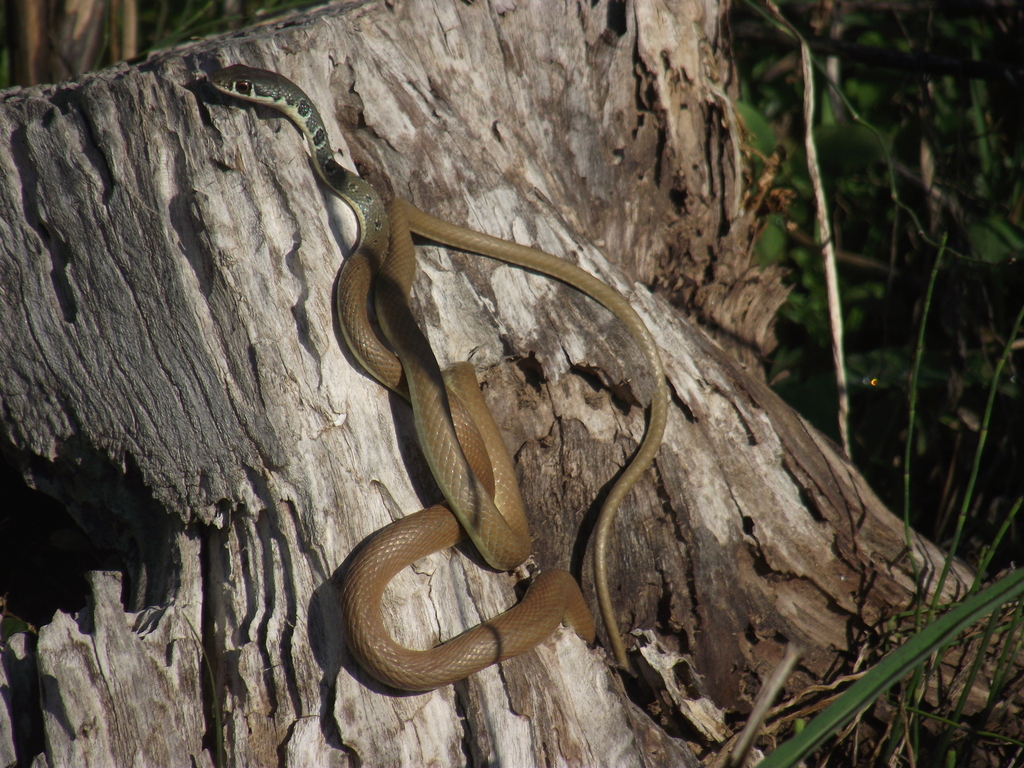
[0,1,976,766]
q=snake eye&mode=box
[236,80,252,95]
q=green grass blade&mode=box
[904,234,947,626]
[756,567,1024,768]
[905,706,1024,751]
[930,299,1024,611]
[975,497,1022,582]
[934,607,1001,759]
[978,595,1024,730]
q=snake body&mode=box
[210,65,668,688]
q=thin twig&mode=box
[905,234,947,628]
[732,21,1024,84]
[762,0,851,454]
[799,41,850,455]
[728,643,804,767]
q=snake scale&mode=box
[209,65,668,691]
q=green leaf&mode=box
[967,215,1024,263]
[755,217,789,266]
[813,124,886,178]
[736,101,778,160]
[1,615,33,641]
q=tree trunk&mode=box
[0,1,975,766]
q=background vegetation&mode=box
[733,0,1023,576]
[731,2,1024,763]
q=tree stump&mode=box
[0,1,975,766]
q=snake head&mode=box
[209,65,257,96]
[209,64,295,104]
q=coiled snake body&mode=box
[210,65,668,691]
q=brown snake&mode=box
[210,65,668,690]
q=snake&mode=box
[209,65,668,690]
